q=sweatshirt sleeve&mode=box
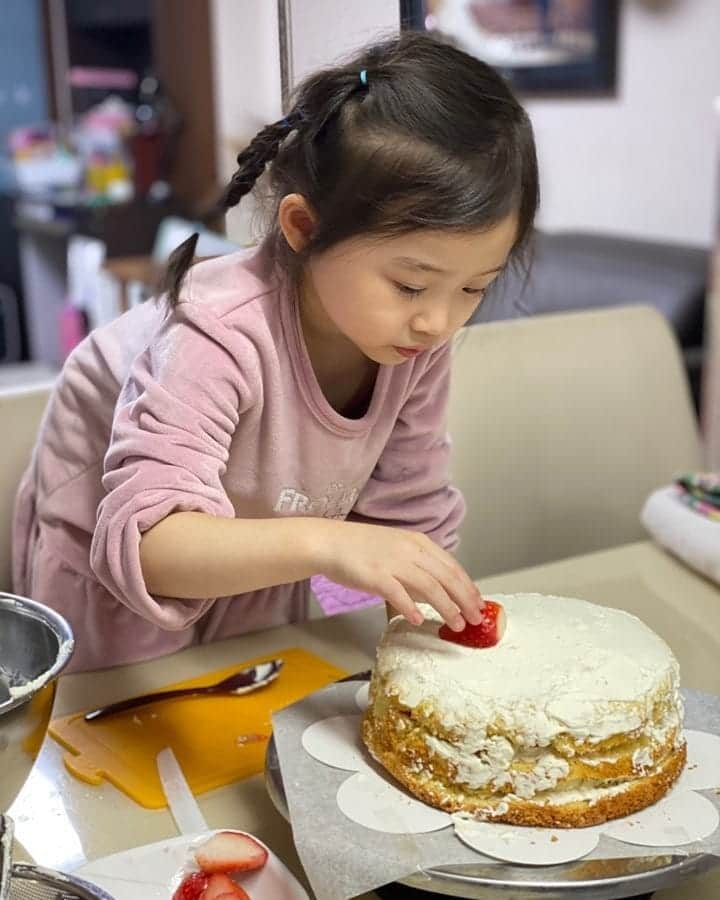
[347,342,466,551]
[90,305,255,629]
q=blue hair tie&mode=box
[359,69,368,87]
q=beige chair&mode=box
[0,383,53,591]
[448,305,703,579]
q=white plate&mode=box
[74,830,309,900]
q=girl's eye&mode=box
[394,282,425,298]
[463,287,487,297]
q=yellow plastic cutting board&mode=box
[49,647,346,809]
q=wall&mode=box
[288,0,399,86]
[212,0,719,248]
[0,0,48,190]
[528,0,720,246]
[0,0,49,360]
[702,98,720,465]
[210,0,283,244]
[211,0,398,245]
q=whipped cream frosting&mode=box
[452,777,637,820]
[376,593,681,749]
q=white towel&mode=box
[641,486,720,584]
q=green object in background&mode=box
[676,472,720,510]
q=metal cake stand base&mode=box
[373,881,656,899]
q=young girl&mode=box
[13,32,538,672]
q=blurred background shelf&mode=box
[0,0,218,366]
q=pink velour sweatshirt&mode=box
[13,247,465,672]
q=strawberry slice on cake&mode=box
[438,598,506,648]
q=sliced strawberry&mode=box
[173,871,209,900]
[438,599,506,648]
[194,830,268,874]
[200,873,250,899]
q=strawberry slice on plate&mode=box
[206,894,248,900]
[173,871,209,900]
[195,831,268,875]
[438,599,506,648]
[199,873,250,899]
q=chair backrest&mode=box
[448,305,703,578]
[0,383,52,591]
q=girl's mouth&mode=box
[393,346,422,358]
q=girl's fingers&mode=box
[415,548,484,625]
[403,566,465,631]
[381,577,424,626]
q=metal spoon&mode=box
[83,658,283,722]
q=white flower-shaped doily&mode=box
[299,684,720,866]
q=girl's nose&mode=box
[411,300,452,337]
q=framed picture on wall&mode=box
[400,0,619,96]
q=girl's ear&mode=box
[278,193,317,252]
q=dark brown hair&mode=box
[161,30,539,304]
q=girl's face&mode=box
[301,214,519,366]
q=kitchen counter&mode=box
[10,540,720,899]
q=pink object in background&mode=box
[59,303,87,358]
[69,67,138,90]
[310,574,382,616]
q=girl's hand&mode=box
[317,521,484,631]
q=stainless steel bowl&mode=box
[0,592,74,813]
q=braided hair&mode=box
[220,111,304,210]
[161,30,539,305]
[160,110,304,304]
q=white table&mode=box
[10,540,720,899]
